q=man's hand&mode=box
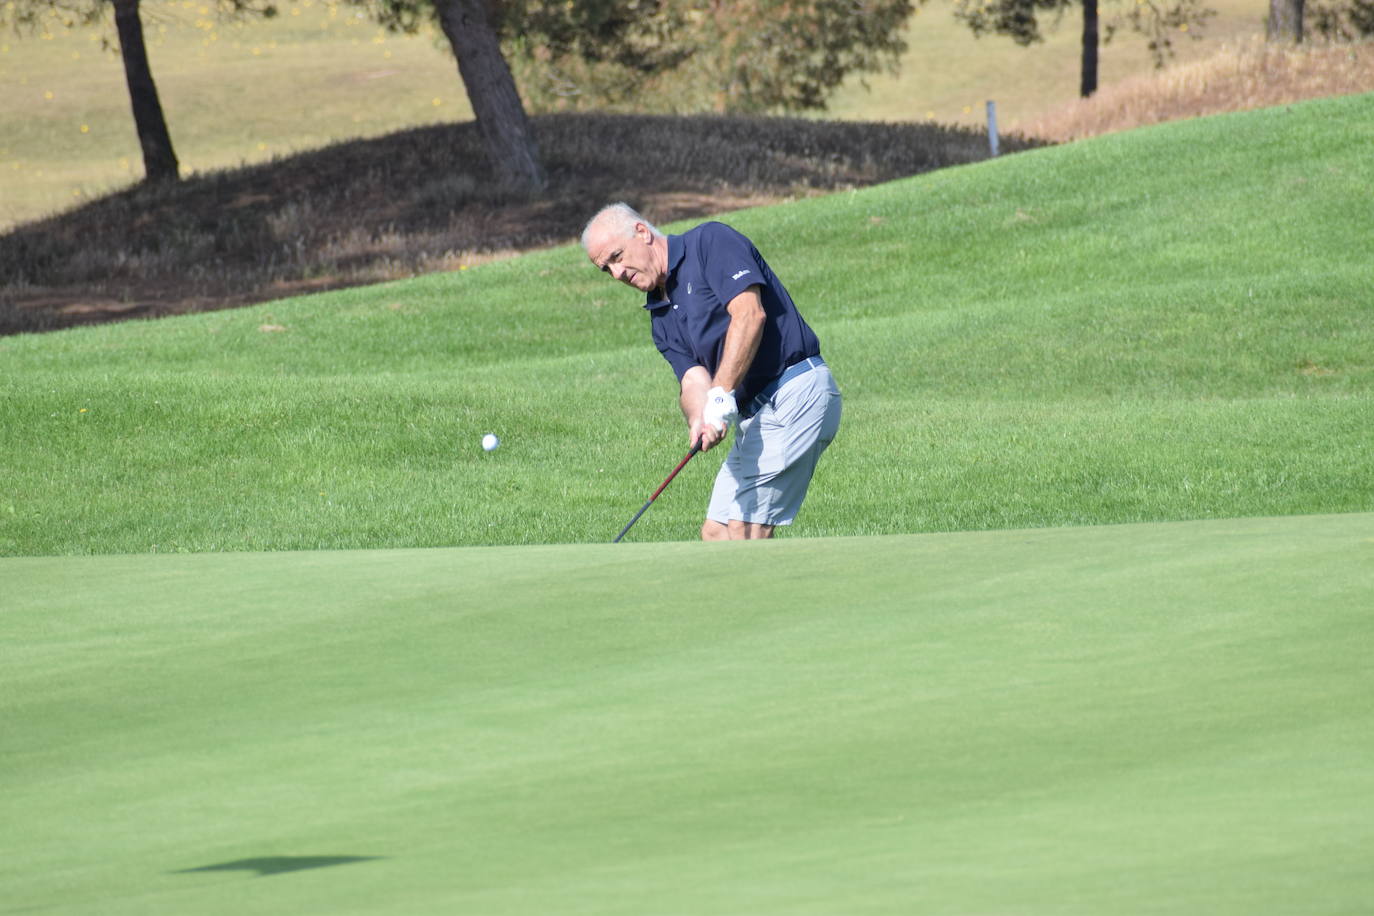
[702,386,739,432]
[692,417,727,452]
[680,370,734,452]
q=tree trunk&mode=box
[435,0,547,191]
[111,0,179,183]
[1267,0,1305,41]
[1080,0,1099,97]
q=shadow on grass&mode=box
[0,112,1047,336]
[175,856,383,877]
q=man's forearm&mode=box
[713,287,766,394]
[680,366,710,423]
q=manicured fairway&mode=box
[5,512,1371,913]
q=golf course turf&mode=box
[4,513,1372,913]
[3,92,1373,912]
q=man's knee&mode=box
[729,520,775,540]
[701,519,730,541]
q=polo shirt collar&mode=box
[643,234,685,310]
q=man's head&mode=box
[582,203,668,294]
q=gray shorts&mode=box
[707,360,842,527]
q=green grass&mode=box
[2,93,1371,555]
[2,91,1371,916]
[4,512,1372,913]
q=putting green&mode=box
[4,512,1371,913]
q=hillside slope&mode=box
[0,115,1036,335]
[1,94,1371,554]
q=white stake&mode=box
[987,100,1000,158]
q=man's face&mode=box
[586,221,661,293]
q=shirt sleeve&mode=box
[699,224,768,307]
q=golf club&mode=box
[612,443,702,543]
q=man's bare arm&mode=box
[713,286,766,394]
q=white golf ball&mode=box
[481,433,500,452]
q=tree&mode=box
[4,0,176,182]
[1310,0,1374,38]
[374,0,916,125]
[695,0,917,113]
[1268,0,1305,40]
[1271,0,1374,43]
[953,0,1215,97]
[434,0,546,189]
[373,0,555,189]
[369,0,915,185]
[111,0,178,182]
[1081,0,1099,98]
[502,0,917,115]
[3,0,275,183]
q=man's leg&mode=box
[728,520,774,540]
[701,519,730,541]
[701,519,774,540]
[702,367,839,541]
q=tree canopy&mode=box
[370,0,917,114]
[1310,0,1374,39]
[1,0,274,32]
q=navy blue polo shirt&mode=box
[645,222,820,410]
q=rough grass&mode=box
[2,93,1369,555]
[1022,36,1374,140]
[0,114,1038,335]
[831,0,1270,126]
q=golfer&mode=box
[581,203,841,541]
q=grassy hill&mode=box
[1,93,1370,555]
[0,113,1037,335]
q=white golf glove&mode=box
[703,386,739,431]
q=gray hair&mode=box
[581,202,659,253]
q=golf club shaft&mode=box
[612,444,702,543]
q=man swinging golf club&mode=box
[582,203,842,541]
